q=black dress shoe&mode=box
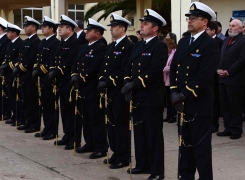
[25,128,39,133]
[11,122,23,126]
[147,174,164,180]
[89,152,106,159]
[163,117,170,122]
[54,139,68,146]
[168,117,176,123]
[43,134,55,140]
[230,134,241,139]
[5,119,13,124]
[76,146,94,153]
[103,158,113,164]
[127,168,150,174]
[109,162,129,169]
[34,132,43,137]
[216,131,231,136]
[3,116,11,120]
[64,143,81,150]
[212,126,219,133]
[17,125,27,130]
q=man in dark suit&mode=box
[13,16,41,133]
[32,16,60,140]
[170,2,220,180]
[0,17,11,121]
[121,9,168,180]
[48,15,82,150]
[217,19,245,139]
[70,18,107,158]
[98,14,134,169]
[75,20,88,45]
[0,23,23,126]
[206,21,223,133]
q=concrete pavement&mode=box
[0,117,244,180]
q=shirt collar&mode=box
[0,33,6,39]
[88,40,98,46]
[115,35,126,46]
[12,36,19,43]
[144,35,157,44]
[64,34,73,42]
[76,30,83,38]
[212,35,216,38]
[46,34,55,41]
[191,30,205,42]
[29,33,36,39]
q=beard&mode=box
[228,30,239,37]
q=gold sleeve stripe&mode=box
[33,63,38,68]
[138,76,146,88]
[124,76,131,80]
[19,63,27,72]
[99,76,105,80]
[40,65,48,74]
[71,73,78,77]
[109,76,117,86]
[9,62,14,70]
[170,86,178,89]
[57,66,64,75]
[186,85,197,97]
[80,73,86,82]
[49,66,55,69]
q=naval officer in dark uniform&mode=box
[32,16,60,140]
[48,15,82,150]
[170,2,220,180]
[121,9,168,180]
[75,20,88,45]
[0,23,23,126]
[70,18,107,158]
[0,17,11,120]
[98,13,134,169]
[14,16,41,133]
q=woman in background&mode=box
[165,32,177,45]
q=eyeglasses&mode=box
[186,17,204,22]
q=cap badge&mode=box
[190,4,195,11]
[144,10,148,16]
[24,17,27,22]
[122,46,124,49]
[60,16,63,21]
[43,18,45,22]
[86,21,89,26]
[110,16,114,22]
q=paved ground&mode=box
[0,115,244,180]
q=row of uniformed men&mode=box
[0,8,167,180]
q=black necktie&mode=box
[189,37,195,45]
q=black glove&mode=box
[174,103,185,113]
[70,75,78,84]
[97,81,107,91]
[13,67,19,77]
[72,82,80,90]
[125,92,132,102]
[0,64,8,70]
[0,69,5,76]
[48,71,56,81]
[171,92,185,106]
[121,82,135,94]
[32,70,39,82]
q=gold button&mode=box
[195,85,199,88]
[77,62,79,64]
[37,54,39,56]
[41,55,42,56]
[185,81,187,84]
[108,56,109,58]
[138,63,141,66]
[138,70,140,72]
[63,66,65,68]
[86,74,88,76]
[82,63,84,65]
[115,56,116,58]
[145,75,148,78]
[176,71,178,74]
[132,63,133,65]
[104,70,106,72]
[82,69,84,71]
[106,63,108,65]
[187,66,189,69]
[55,56,57,58]
[178,64,180,67]
[55,61,56,63]
[176,78,177,81]
[59,56,61,58]
[186,73,188,76]
[116,76,118,78]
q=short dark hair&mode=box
[182,31,191,37]
[208,21,218,34]
[215,21,222,27]
[75,20,84,29]
[168,32,177,45]
[118,24,128,31]
[128,35,138,43]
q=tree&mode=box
[85,0,171,35]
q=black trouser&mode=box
[81,97,107,152]
[107,93,129,164]
[21,83,39,129]
[165,86,177,119]
[219,84,244,136]
[0,77,11,118]
[59,91,81,144]
[212,74,220,128]
[41,86,59,135]
[132,106,164,176]
[6,81,24,123]
[179,115,212,180]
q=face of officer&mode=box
[140,20,159,40]
[187,15,208,36]
[41,25,54,37]
[6,31,17,40]
[24,24,37,36]
[85,28,101,42]
[228,19,243,37]
[110,25,125,40]
[58,25,73,39]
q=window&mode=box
[13,8,43,29]
[68,4,85,21]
